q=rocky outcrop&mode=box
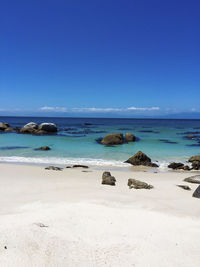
[125,151,158,167]
[101,133,123,145]
[184,175,200,184]
[128,178,153,189]
[0,123,13,132]
[102,171,116,186]
[177,185,191,190]
[193,185,200,198]
[125,133,136,143]
[20,122,57,135]
[188,155,200,170]
[38,123,57,133]
[20,122,39,134]
[168,162,190,170]
[100,132,136,145]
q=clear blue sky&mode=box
[0,0,200,117]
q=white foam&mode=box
[0,156,129,167]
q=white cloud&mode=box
[72,107,122,112]
[39,106,67,112]
[127,107,160,111]
[72,107,160,113]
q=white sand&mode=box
[0,163,200,266]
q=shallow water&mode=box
[0,117,200,169]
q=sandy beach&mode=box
[0,163,199,266]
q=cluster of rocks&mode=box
[125,151,158,167]
[168,162,190,171]
[167,155,200,171]
[0,122,58,135]
[101,171,153,189]
[19,122,57,134]
[101,133,136,145]
[45,164,89,171]
[0,123,14,132]
[188,155,200,170]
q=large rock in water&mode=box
[38,123,57,133]
[125,151,158,167]
[0,122,13,132]
[101,133,123,145]
[188,155,200,170]
[193,185,200,198]
[102,171,116,186]
[20,122,57,134]
[128,178,153,189]
[20,122,39,134]
[125,133,136,143]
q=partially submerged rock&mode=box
[101,132,137,145]
[0,123,13,132]
[20,122,58,135]
[168,162,190,170]
[125,151,158,167]
[177,185,191,190]
[193,185,200,198]
[128,178,153,189]
[35,146,51,151]
[188,155,200,170]
[124,133,136,143]
[45,166,63,171]
[38,123,57,133]
[102,171,116,186]
[101,133,123,145]
[184,175,200,184]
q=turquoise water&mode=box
[0,117,200,168]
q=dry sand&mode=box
[0,163,200,266]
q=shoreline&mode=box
[0,156,199,174]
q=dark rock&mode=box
[66,166,72,168]
[35,146,51,151]
[177,185,191,190]
[186,135,198,139]
[45,166,63,171]
[168,162,184,170]
[125,151,158,167]
[128,178,153,189]
[20,122,57,135]
[20,122,39,134]
[188,155,200,170]
[38,123,57,133]
[183,165,190,171]
[101,133,123,145]
[159,139,178,144]
[139,130,159,133]
[72,165,89,168]
[125,133,136,143]
[193,185,200,198]
[102,171,116,186]
[184,175,200,184]
[0,122,13,132]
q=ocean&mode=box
[0,116,200,169]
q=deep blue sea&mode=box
[0,116,200,169]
